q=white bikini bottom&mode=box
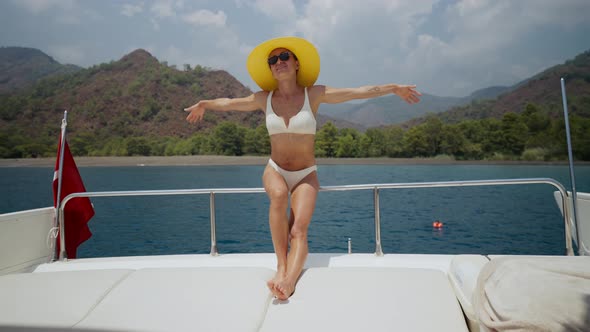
[268,159,317,191]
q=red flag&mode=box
[53,138,94,259]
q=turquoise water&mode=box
[1,164,589,258]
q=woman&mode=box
[185,36,421,300]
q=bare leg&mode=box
[276,171,319,300]
[263,165,290,298]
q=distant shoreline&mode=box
[0,156,586,167]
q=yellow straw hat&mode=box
[247,36,320,91]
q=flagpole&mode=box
[53,111,68,261]
[560,78,581,255]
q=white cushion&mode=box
[448,255,489,332]
[260,267,468,332]
[474,256,590,332]
[0,269,132,328]
[76,267,275,332]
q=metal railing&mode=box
[57,177,574,261]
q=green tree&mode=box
[402,126,429,157]
[463,143,484,160]
[70,133,96,156]
[140,98,160,121]
[243,125,270,155]
[0,95,26,121]
[171,139,194,155]
[383,126,404,157]
[316,122,338,157]
[126,137,151,156]
[94,137,127,156]
[500,112,528,156]
[422,115,443,156]
[357,134,371,158]
[0,130,29,158]
[458,120,485,144]
[15,142,49,158]
[364,128,386,157]
[212,121,243,156]
[336,134,357,157]
[480,118,503,155]
[440,125,467,157]
[569,116,590,160]
[522,103,550,133]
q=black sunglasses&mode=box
[267,51,292,65]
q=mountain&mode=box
[0,48,361,143]
[417,50,590,125]
[320,93,468,128]
[467,86,512,100]
[0,49,262,140]
[316,113,366,132]
[319,86,513,128]
[0,47,81,93]
[319,51,590,128]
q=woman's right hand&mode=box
[184,101,206,123]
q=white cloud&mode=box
[182,10,227,27]
[294,0,435,89]
[12,0,75,14]
[11,0,100,25]
[150,0,178,18]
[287,0,590,96]
[121,3,144,17]
[4,0,589,97]
[297,0,434,45]
[252,0,296,21]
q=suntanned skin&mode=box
[185,47,421,300]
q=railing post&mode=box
[560,78,582,255]
[374,187,384,256]
[209,192,218,256]
[348,238,352,254]
[58,207,67,261]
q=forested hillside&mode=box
[0,49,264,157]
[0,48,362,158]
[419,50,590,124]
[0,48,588,161]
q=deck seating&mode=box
[76,267,274,332]
[260,267,469,332]
[0,265,469,331]
[0,269,133,328]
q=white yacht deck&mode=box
[1,253,473,332]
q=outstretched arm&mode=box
[184,92,265,123]
[317,84,421,105]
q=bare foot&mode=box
[267,272,285,299]
[275,279,295,301]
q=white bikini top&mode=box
[266,87,316,136]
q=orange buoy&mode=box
[432,220,444,228]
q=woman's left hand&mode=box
[394,85,421,104]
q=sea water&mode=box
[1,164,589,258]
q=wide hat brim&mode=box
[247,36,320,91]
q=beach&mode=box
[0,155,580,167]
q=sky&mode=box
[1,0,589,97]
